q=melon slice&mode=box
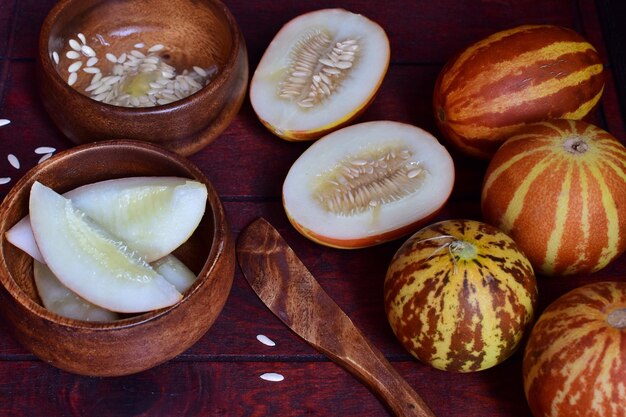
[29,181,182,313]
[282,121,455,248]
[7,177,207,262]
[34,260,119,322]
[65,176,207,261]
[250,8,390,141]
[152,254,197,293]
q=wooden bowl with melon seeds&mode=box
[0,140,235,376]
[38,0,248,156]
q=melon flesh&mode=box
[151,254,197,293]
[29,181,182,313]
[250,8,390,140]
[7,177,207,263]
[65,176,207,261]
[283,121,455,248]
[34,260,119,322]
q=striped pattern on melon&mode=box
[481,119,626,276]
[384,219,537,372]
[433,25,605,158]
[523,282,626,417]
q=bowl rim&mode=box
[37,0,244,115]
[0,139,227,331]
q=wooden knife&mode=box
[236,217,436,417]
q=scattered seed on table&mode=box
[38,153,53,164]
[0,177,11,185]
[0,119,10,127]
[35,146,56,154]
[256,334,276,347]
[260,373,284,382]
[7,154,19,169]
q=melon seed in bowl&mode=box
[55,34,219,107]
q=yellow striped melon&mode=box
[434,25,605,158]
[523,282,626,417]
[384,219,537,372]
[481,119,626,276]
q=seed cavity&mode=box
[313,146,426,216]
[279,30,359,109]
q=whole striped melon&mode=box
[433,25,605,159]
[384,219,537,372]
[481,119,626,276]
[523,282,626,417]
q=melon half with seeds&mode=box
[283,121,455,248]
[250,9,390,141]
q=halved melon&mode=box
[250,8,390,141]
[29,182,182,313]
[283,121,455,248]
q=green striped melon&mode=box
[481,119,626,276]
[433,25,605,159]
[384,219,537,372]
[523,282,626,417]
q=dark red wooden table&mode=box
[0,1,624,416]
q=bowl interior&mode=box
[47,0,235,96]
[0,140,217,324]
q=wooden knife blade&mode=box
[236,217,435,417]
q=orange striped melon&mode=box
[384,219,537,372]
[523,281,626,417]
[481,119,626,276]
[433,25,605,159]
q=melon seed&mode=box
[314,147,426,216]
[279,30,359,109]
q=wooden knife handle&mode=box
[325,324,436,417]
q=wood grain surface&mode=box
[0,0,624,416]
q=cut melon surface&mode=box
[151,254,197,293]
[250,8,390,140]
[29,182,182,313]
[6,177,207,263]
[283,121,455,248]
[65,176,207,262]
[34,260,119,322]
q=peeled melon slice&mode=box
[283,121,455,248]
[29,181,182,313]
[34,260,119,322]
[7,177,207,262]
[152,254,197,293]
[6,216,44,263]
[65,177,207,262]
[250,8,390,141]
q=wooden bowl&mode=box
[38,0,248,156]
[0,140,235,376]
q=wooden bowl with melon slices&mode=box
[0,140,235,376]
